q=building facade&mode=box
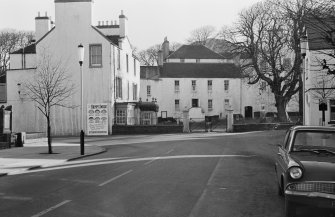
[7,0,140,135]
[303,18,335,126]
[141,40,244,120]
[140,38,299,121]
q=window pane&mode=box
[90,45,102,66]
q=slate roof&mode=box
[140,66,160,80]
[305,17,335,50]
[11,43,36,54]
[160,63,241,78]
[106,35,120,46]
[168,44,224,59]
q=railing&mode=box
[0,83,6,103]
[113,117,183,126]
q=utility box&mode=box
[0,105,12,149]
[0,105,12,134]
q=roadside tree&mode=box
[221,0,306,122]
[22,53,75,154]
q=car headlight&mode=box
[289,167,303,179]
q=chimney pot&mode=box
[102,21,104,26]
[45,11,47,17]
[38,12,40,17]
[106,21,109,25]
[98,21,101,26]
[121,10,124,15]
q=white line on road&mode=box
[144,157,160,165]
[14,155,255,175]
[98,170,133,187]
[165,149,174,154]
[1,195,33,201]
[31,200,71,217]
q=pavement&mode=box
[0,137,107,176]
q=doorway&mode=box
[245,106,253,118]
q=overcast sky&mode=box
[0,0,261,50]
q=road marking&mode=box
[98,170,133,187]
[1,195,33,201]
[12,155,256,175]
[165,149,174,154]
[144,157,160,165]
[31,200,71,217]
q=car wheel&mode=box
[285,199,297,217]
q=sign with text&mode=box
[87,104,108,136]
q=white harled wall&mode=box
[7,0,140,135]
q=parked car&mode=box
[275,126,335,216]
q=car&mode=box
[275,126,335,216]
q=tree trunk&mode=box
[275,96,288,122]
[47,117,52,154]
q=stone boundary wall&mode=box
[112,125,183,135]
[233,123,295,132]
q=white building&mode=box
[7,0,140,135]
[303,18,335,126]
[141,39,245,120]
[140,38,299,121]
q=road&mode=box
[0,131,286,217]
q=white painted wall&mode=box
[140,77,242,119]
[140,76,299,120]
[7,0,140,135]
[304,49,335,126]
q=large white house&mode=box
[303,17,335,126]
[140,38,299,121]
[6,0,140,135]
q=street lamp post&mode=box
[78,44,85,155]
[300,35,308,126]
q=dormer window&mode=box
[89,44,102,67]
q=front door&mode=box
[192,99,199,107]
[245,106,253,118]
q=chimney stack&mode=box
[119,10,128,38]
[162,37,170,61]
[35,11,51,41]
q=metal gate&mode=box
[189,116,227,133]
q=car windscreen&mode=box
[292,130,335,151]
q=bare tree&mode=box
[22,53,75,154]
[137,44,161,66]
[187,25,217,46]
[137,42,182,66]
[0,29,34,81]
[304,0,335,73]
[221,0,308,122]
[170,42,182,52]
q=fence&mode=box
[113,117,183,126]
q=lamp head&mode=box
[300,35,308,58]
[78,44,84,65]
